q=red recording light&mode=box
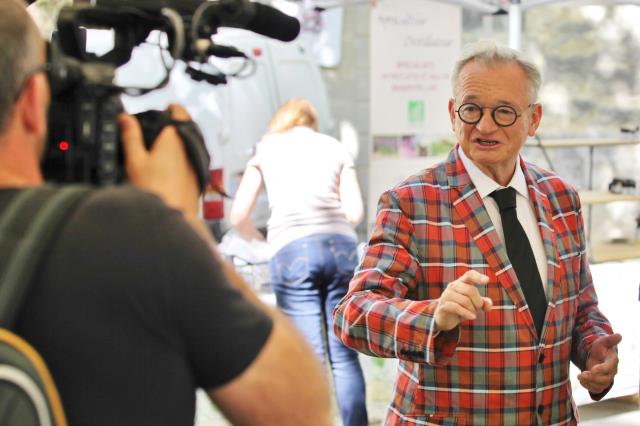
[58,141,70,152]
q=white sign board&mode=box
[368,0,461,225]
[370,0,461,136]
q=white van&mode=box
[113,28,333,234]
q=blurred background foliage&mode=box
[461,4,640,242]
[463,4,640,139]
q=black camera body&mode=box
[44,51,124,184]
[41,0,300,186]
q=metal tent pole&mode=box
[508,0,522,50]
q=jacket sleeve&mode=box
[333,188,459,366]
[570,192,614,374]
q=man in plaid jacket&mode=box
[334,41,621,425]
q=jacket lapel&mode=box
[521,161,561,326]
[447,148,538,337]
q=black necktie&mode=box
[490,187,547,337]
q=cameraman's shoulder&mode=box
[86,185,164,207]
[77,185,174,221]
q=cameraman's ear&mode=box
[19,72,49,141]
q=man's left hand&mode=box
[577,333,622,394]
[119,104,200,217]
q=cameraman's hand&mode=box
[118,104,200,218]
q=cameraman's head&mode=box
[0,0,50,177]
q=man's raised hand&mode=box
[434,270,492,331]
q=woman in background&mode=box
[230,98,368,426]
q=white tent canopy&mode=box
[293,0,640,49]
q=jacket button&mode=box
[537,405,544,415]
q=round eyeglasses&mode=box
[454,103,534,127]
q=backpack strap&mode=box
[0,328,68,426]
[0,185,91,329]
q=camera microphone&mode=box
[226,1,300,42]
[196,0,300,42]
[92,0,301,42]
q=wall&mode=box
[320,4,372,241]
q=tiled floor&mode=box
[364,396,640,425]
[195,387,640,425]
[579,395,640,425]
[195,348,639,425]
[196,314,640,425]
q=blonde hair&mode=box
[268,98,318,134]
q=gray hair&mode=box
[0,0,43,132]
[451,40,542,103]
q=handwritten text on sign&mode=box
[370,0,460,135]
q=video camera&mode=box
[42,0,300,186]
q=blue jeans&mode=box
[270,234,368,426]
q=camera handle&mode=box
[134,110,211,193]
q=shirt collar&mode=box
[457,146,529,200]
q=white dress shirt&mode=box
[458,146,548,295]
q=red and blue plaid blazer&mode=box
[334,147,614,425]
